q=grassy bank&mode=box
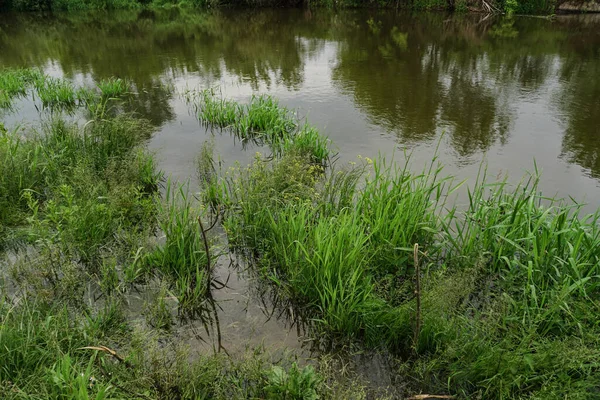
[0,0,554,17]
[196,91,600,399]
[0,70,369,399]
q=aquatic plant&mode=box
[0,296,362,399]
[0,68,42,109]
[206,133,600,398]
[34,76,78,108]
[265,363,322,400]
[144,182,216,320]
[98,77,129,99]
[190,89,332,165]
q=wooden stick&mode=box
[413,243,421,351]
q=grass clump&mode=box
[144,183,215,320]
[34,76,79,108]
[0,115,157,254]
[213,153,444,348]
[0,68,138,113]
[98,77,129,99]
[189,89,332,165]
[0,68,43,109]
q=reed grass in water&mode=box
[0,74,364,400]
[188,88,333,165]
[196,92,600,398]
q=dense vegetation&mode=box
[0,0,555,17]
[2,65,599,398]
[193,90,600,399]
[0,69,367,399]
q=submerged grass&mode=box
[0,68,43,109]
[144,182,217,321]
[98,77,129,99]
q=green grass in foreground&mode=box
[198,94,600,399]
[0,70,371,399]
[0,297,365,399]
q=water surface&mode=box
[2,10,600,206]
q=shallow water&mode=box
[1,8,600,391]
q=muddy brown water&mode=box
[1,8,600,395]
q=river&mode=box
[1,9,600,208]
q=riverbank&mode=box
[2,68,599,398]
[0,0,563,17]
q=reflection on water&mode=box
[1,9,600,190]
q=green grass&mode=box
[0,297,363,399]
[189,89,333,165]
[98,77,129,99]
[34,76,79,108]
[0,68,136,113]
[0,74,370,399]
[4,71,599,398]
[201,104,600,398]
[0,68,43,109]
[144,182,215,320]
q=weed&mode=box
[98,77,129,99]
[0,68,42,109]
[265,363,322,400]
[207,122,600,398]
[189,89,332,165]
[34,76,78,108]
[143,282,174,331]
[144,182,214,320]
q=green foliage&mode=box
[265,364,322,400]
[98,77,129,99]
[0,73,370,399]
[0,298,354,399]
[454,0,467,12]
[144,183,213,319]
[34,76,78,108]
[0,68,139,112]
[207,118,600,397]
[0,68,42,109]
[47,354,113,399]
[143,282,174,330]
[504,0,518,13]
[189,90,332,165]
